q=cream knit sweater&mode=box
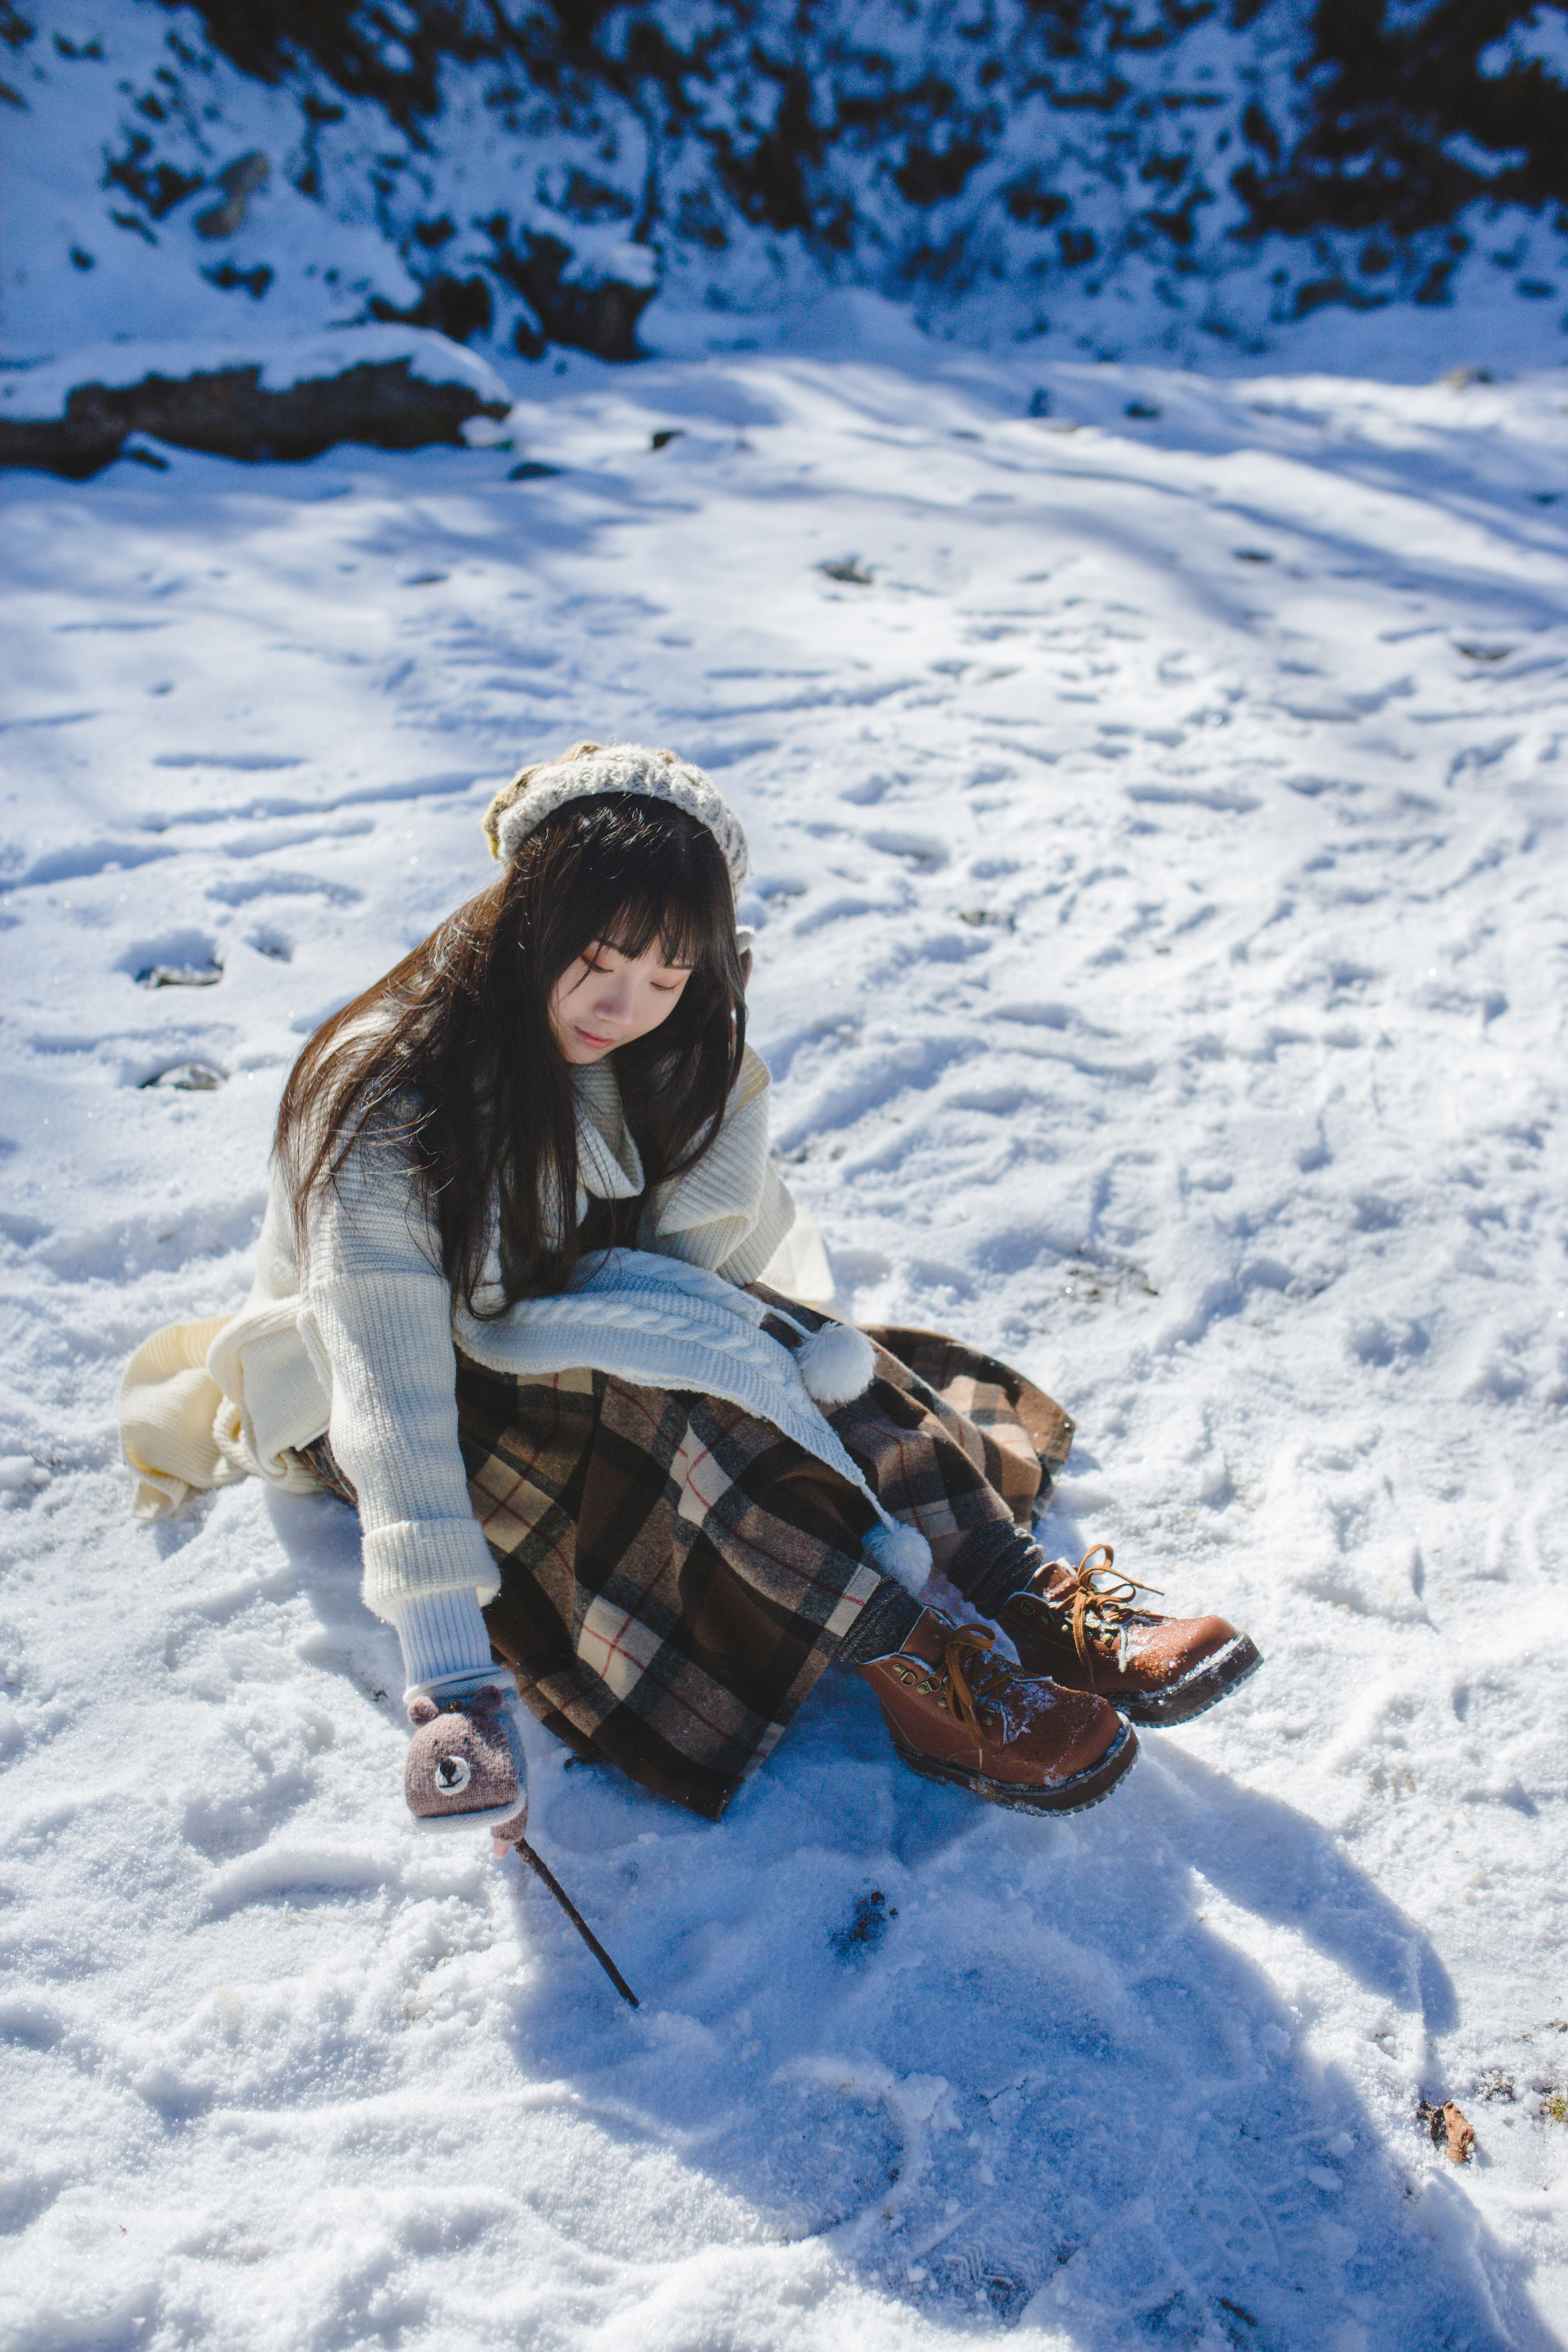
[121,1049,797,1622]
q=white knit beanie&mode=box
[483,740,749,891]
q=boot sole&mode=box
[891,1718,1138,1814]
[1115,1634,1263,1727]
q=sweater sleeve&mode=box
[299,1132,499,1622]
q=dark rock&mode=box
[1005,178,1068,229]
[1145,181,1213,249]
[0,355,509,480]
[711,66,822,236]
[1240,101,1280,165]
[894,135,986,206]
[203,260,274,299]
[195,150,269,239]
[1292,275,1390,319]
[103,131,204,220]
[483,217,654,362]
[558,170,635,225]
[370,270,493,344]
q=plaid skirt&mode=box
[305,1299,1071,1818]
[457,1299,1071,1818]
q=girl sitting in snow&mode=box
[121,742,1259,1843]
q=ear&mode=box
[408,1696,438,1725]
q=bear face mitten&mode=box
[404,1683,528,1840]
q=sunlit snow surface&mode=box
[2,348,1567,2351]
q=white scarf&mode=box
[448,1246,932,1594]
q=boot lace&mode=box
[937,1625,1005,1750]
[1057,1544,1163,1691]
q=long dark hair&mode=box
[275,789,746,1312]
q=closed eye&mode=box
[581,945,691,988]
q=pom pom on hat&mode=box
[483,740,749,891]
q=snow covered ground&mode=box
[2,333,1567,2350]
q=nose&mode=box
[590,969,636,1024]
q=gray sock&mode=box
[837,1578,926,1667]
[945,1522,1045,1618]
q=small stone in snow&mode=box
[195,152,270,241]
[143,1062,225,1091]
[137,963,222,988]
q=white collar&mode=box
[571,1059,643,1202]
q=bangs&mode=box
[599,882,713,970]
[533,792,739,980]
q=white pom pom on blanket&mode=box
[794,1319,876,1407]
[864,1517,934,1594]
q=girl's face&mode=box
[548,935,693,1064]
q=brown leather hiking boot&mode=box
[857,1607,1135,1814]
[997,1545,1261,1727]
